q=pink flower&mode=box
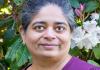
[80,4,85,12]
[75,3,85,17]
[75,8,81,17]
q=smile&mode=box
[39,44,59,50]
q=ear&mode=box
[19,25,26,43]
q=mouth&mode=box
[38,44,59,50]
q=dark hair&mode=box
[19,0,76,31]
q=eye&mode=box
[33,25,45,32]
[55,26,66,32]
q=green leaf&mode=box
[10,63,19,70]
[69,47,80,56]
[0,0,4,7]
[78,0,91,3]
[16,46,30,67]
[13,0,25,5]
[0,21,4,27]
[93,45,100,59]
[87,60,100,67]
[5,38,22,62]
[5,38,31,69]
[3,19,16,40]
[70,0,80,8]
[4,27,16,40]
[85,1,99,13]
[0,16,13,28]
[98,13,100,26]
[3,36,19,48]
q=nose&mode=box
[43,28,56,41]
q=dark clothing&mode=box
[22,57,100,70]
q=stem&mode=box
[86,49,92,60]
[79,48,87,61]
[84,13,90,21]
[82,14,84,23]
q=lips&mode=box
[39,43,59,50]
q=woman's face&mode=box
[20,5,72,58]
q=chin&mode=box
[37,51,60,58]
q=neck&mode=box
[29,54,72,70]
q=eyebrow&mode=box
[55,21,68,26]
[32,21,46,26]
[32,21,68,26]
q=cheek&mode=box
[58,32,71,51]
[23,32,41,53]
[60,37,71,48]
[24,35,34,50]
[60,33,71,52]
[24,31,43,47]
[59,32,71,45]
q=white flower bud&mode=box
[91,13,99,20]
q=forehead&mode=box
[39,4,63,16]
[31,4,67,23]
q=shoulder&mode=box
[74,57,100,70]
[63,56,100,70]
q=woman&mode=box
[19,0,100,70]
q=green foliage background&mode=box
[0,0,100,70]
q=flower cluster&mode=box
[71,13,100,49]
[75,4,85,20]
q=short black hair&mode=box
[19,0,76,31]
